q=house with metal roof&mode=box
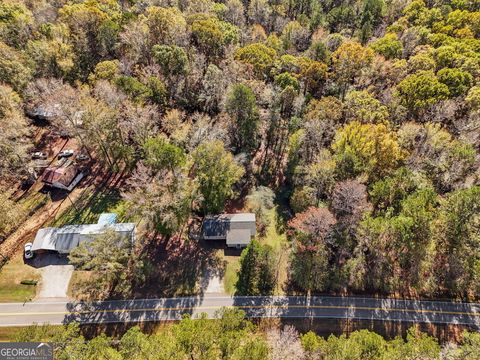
[202,213,256,249]
[31,213,135,254]
[41,159,85,191]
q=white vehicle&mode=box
[32,151,47,160]
[76,153,89,161]
[24,242,34,259]
[58,149,74,158]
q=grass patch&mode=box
[260,207,289,295]
[51,186,128,227]
[0,255,40,302]
[19,191,50,210]
[67,270,93,300]
[222,253,241,296]
[261,207,288,251]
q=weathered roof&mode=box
[42,165,78,186]
[226,229,252,246]
[202,218,229,238]
[212,213,256,223]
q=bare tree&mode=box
[288,206,337,245]
[331,180,370,221]
[267,325,305,360]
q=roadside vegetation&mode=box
[1,0,480,304]
[9,308,480,360]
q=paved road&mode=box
[0,296,479,327]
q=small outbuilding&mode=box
[42,161,84,191]
[202,213,256,249]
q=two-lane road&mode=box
[0,296,479,327]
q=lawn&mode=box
[67,270,93,300]
[51,186,128,226]
[0,255,40,303]
[261,207,289,295]
[222,207,290,295]
[222,253,241,295]
[19,191,50,211]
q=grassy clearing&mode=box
[222,253,241,295]
[67,270,93,300]
[19,191,50,210]
[0,255,40,303]
[260,207,289,295]
[261,207,288,251]
[51,186,128,226]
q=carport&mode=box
[31,225,86,254]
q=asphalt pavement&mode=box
[0,296,479,327]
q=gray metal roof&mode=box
[31,227,58,251]
[32,223,136,253]
[226,229,252,246]
[214,213,255,222]
[202,213,256,238]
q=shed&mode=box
[42,166,77,186]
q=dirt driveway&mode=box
[32,254,73,300]
[201,269,225,295]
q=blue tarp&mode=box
[97,213,117,225]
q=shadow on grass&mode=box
[52,187,126,227]
[273,185,292,237]
[134,235,224,299]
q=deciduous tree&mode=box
[331,42,374,98]
[396,70,449,116]
[192,141,244,214]
[69,229,141,298]
[332,121,404,181]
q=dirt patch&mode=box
[201,269,225,294]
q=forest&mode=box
[10,309,480,359]
[0,0,480,301]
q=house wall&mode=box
[203,235,227,240]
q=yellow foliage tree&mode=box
[332,121,404,180]
[331,42,374,98]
